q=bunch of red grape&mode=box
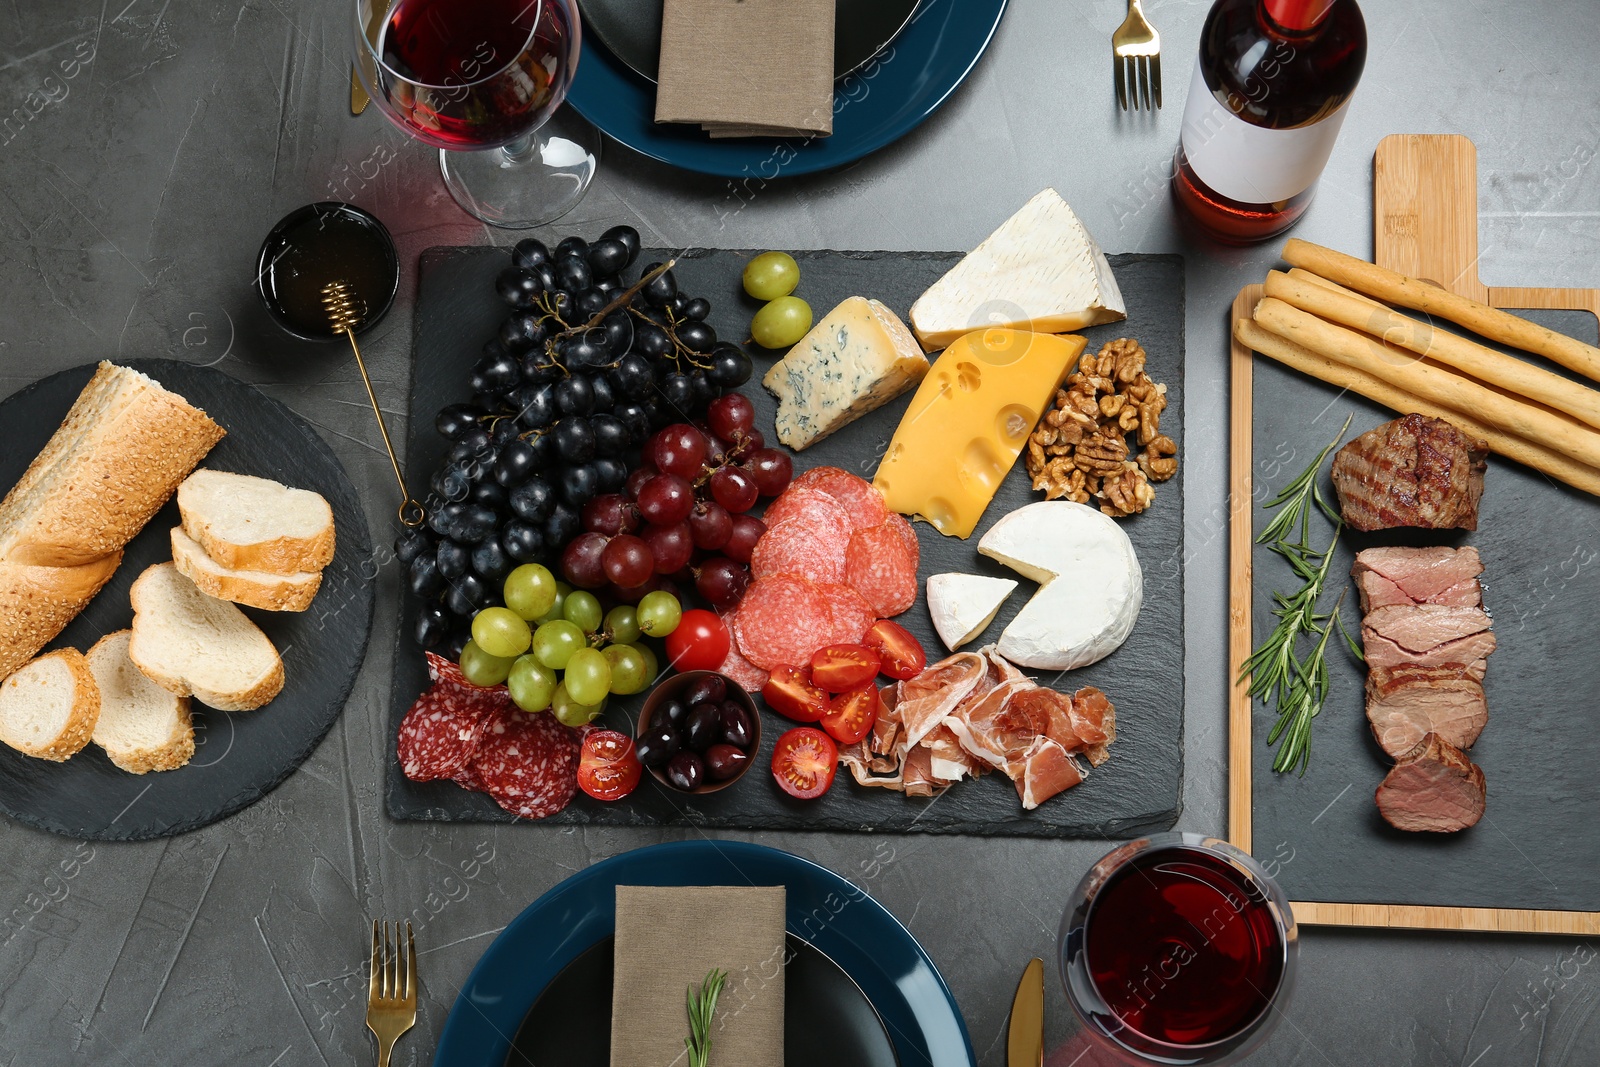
[559,394,792,613]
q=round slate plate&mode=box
[436,841,976,1067]
[0,359,375,841]
[578,0,921,84]
[565,0,1008,178]
[505,934,899,1066]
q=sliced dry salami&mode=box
[814,582,877,646]
[470,705,581,819]
[715,639,770,693]
[397,689,495,782]
[844,522,919,617]
[884,511,920,563]
[791,467,890,530]
[749,516,848,584]
[733,575,837,670]
[760,486,853,533]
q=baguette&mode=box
[1234,318,1600,495]
[87,630,194,774]
[170,527,322,612]
[176,469,335,575]
[0,648,100,761]
[0,553,123,681]
[128,564,284,711]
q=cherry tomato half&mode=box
[862,619,926,680]
[761,664,829,723]
[663,609,730,673]
[821,684,880,745]
[577,729,642,802]
[809,643,882,693]
[771,727,838,800]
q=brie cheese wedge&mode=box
[908,188,1126,351]
[977,501,1142,670]
[926,573,1018,651]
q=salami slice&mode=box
[761,486,853,533]
[749,516,849,584]
[884,511,920,564]
[733,575,837,670]
[814,582,877,646]
[791,467,890,530]
[844,522,919,617]
[715,638,770,693]
[398,689,495,782]
[470,705,581,819]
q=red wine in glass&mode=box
[377,0,571,149]
[1171,0,1367,243]
[1061,835,1296,1064]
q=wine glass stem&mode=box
[500,133,539,165]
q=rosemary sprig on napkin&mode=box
[1240,415,1363,775]
[684,968,728,1067]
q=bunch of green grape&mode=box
[457,563,684,727]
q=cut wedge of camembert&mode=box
[909,189,1126,351]
[926,573,1017,651]
[762,296,929,451]
[977,501,1142,670]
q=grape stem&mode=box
[542,258,679,362]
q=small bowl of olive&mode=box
[635,671,760,794]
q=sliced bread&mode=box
[0,552,123,681]
[128,563,284,712]
[87,630,194,774]
[177,469,335,576]
[170,527,321,611]
[0,648,100,760]
[0,361,225,568]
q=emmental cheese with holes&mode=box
[762,296,929,451]
[908,189,1126,352]
[871,329,1086,538]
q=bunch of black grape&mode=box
[396,225,757,654]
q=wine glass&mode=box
[1058,833,1299,1065]
[353,0,599,229]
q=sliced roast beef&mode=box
[1366,665,1488,757]
[1375,732,1486,832]
[1362,630,1496,680]
[1363,604,1491,651]
[1332,414,1488,531]
[1352,546,1483,612]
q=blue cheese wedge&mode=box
[761,296,929,451]
[908,189,1126,352]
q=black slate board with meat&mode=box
[386,247,1185,837]
[1247,315,1600,912]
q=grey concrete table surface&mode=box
[0,0,1596,1063]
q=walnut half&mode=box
[1100,463,1155,517]
[1139,434,1179,482]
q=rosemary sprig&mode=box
[1240,415,1363,776]
[684,968,727,1067]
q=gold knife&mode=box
[1008,957,1045,1067]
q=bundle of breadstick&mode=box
[1234,238,1600,496]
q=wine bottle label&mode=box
[1178,63,1350,205]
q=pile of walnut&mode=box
[1025,338,1178,517]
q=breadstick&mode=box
[1287,268,1373,304]
[1265,270,1600,431]
[1252,297,1600,470]
[1281,239,1600,382]
[1234,318,1600,496]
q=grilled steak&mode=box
[1366,665,1487,757]
[1375,732,1486,832]
[1352,546,1483,612]
[1332,414,1488,531]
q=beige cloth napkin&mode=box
[611,885,787,1067]
[654,0,835,138]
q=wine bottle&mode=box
[1172,0,1367,244]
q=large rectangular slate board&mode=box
[387,248,1185,837]
[1248,308,1600,911]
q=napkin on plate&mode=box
[654,0,835,139]
[611,885,787,1067]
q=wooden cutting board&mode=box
[1228,134,1600,933]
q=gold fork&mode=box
[367,920,417,1067]
[1112,0,1162,111]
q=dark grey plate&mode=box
[389,247,1185,838]
[578,0,921,83]
[0,359,375,841]
[505,933,898,1066]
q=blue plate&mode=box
[564,0,1009,179]
[433,841,977,1066]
